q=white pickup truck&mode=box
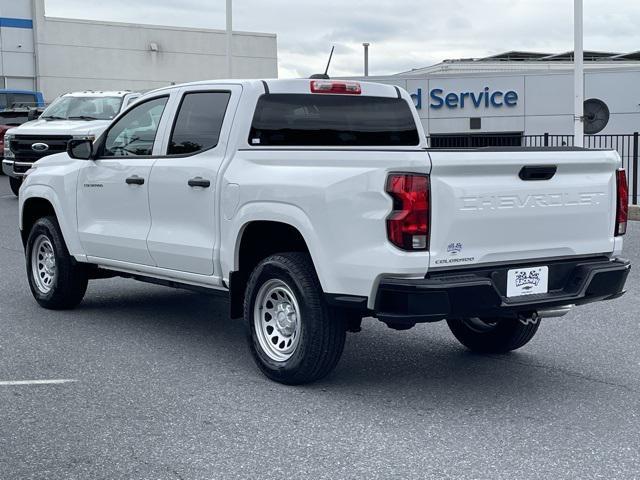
[3,90,141,196]
[18,79,630,384]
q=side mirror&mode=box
[67,139,94,160]
[27,107,39,121]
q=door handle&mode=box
[188,177,211,188]
[519,165,557,181]
[125,175,145,185]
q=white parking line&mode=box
[0,379,77,386]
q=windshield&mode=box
[42,96,123,120]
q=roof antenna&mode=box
[310,46,334,79]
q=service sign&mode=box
[406,76,525,118]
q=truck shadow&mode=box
[74,280,603,411]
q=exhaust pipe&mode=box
[519,305,574,325]
[535,305,574,319]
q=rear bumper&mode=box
[375,256,630,324]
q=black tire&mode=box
[446,316,540,353]
[26,216,88,310]
[9,176,21,196]
[244,252,346,385]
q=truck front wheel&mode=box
[244,252,346,385]
[446,316,540,353]
[26,216,88,309]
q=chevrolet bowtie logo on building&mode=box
[31,143,50,152]
[515,271,541,290]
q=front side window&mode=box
[249,94,420,147]
[42,96,123,120]
[102,96,168,157]
[168,92,231,155]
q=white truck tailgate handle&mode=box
[519,165,557,181]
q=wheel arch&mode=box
[21,196,56,247]
[228,219,321,319]
[19,185,84,259]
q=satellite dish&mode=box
[583,98,610,134]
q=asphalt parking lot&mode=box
[0,176,639,480]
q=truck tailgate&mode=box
[428,149,620,269]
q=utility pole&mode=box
[574,0,584,146]
[226,0,233,78]
[363,43,370,77]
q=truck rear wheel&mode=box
[244,252,346,385]
[26,216,88,309]
[9,177,21,196]
[446,316,540,353]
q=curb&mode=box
[630,205,640,221]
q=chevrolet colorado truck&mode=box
[18,79,630,384]
[3,90,141,196]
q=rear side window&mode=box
[168,91,231,155]
[249,94,419,147]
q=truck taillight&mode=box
[386,173,430,250]
[310,80,361,95]
[616,168,629,236]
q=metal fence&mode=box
[426,133,639,205]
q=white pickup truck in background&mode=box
[3,90,141,196]
[17,79,630,384]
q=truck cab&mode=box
[2,90,141,195]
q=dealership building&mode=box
[349,51,640,203]
[354,51,640,145]
[0,0,277,102]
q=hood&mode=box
[6,118,111,137]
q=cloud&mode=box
[47,0,640,78]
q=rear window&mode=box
[249,94,419,147]
[9,93,37,107]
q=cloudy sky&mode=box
[47,0,640,78]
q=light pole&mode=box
[363,43,370,77]
[226,0,233,78]
[574,0,584,146]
